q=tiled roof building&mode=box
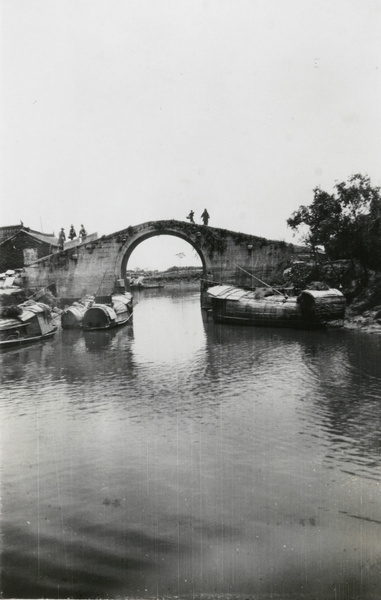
[0,226,58,272]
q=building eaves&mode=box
[0,229,58,247]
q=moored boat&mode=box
[82,292,133,331]
[207,285,345,329]
[0,300,58,348]
[61,296,94,329]
[129,277,164,289]
[131,283,164,289]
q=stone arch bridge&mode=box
[24,220,304,301]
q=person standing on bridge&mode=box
[69,224,76,240]
[58,227,66,251]
[186,210,195,223]
[201,208,210,226]
[79,224,87,242]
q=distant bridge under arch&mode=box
[24,220,305,300]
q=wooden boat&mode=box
[129,277,164,289]
[207,285,345,329]
[131,283,164,289]
[0,300,57,348]
[82,292,133,331]
[61,296,94,329]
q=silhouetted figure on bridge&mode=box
[69,225,76,240]
[186,210,195,223]
[79,224,87,242]
[58,228,66,251]
[201,209,210,226]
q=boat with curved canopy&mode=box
[61,296,94,329]
[82,293,133,331]
[207,285,345,329]
[0,301,58,348]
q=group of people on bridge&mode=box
[58,224,88,251]
[186,209,210,226]
[57,211,211,253]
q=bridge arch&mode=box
[115,224,212,284]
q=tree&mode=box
[287,174,381,271]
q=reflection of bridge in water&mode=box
[24,219,305,300]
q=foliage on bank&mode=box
[286,174,381,317]
[287,174,381,272]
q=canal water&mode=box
[1,285,381,600]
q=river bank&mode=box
[342,269,381,334]
[344,306,381,334]
[1,280,381,334]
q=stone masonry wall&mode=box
[206,237,296,286]
[24,237,121,299]
[24,221,303,300]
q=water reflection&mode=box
[1,286,381,599]
[291,331,381,479]
[131,292,206,366]
[82,326,134,352]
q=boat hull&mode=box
[130,284,164,289]
[83,310,132,331]
[0,327,57,349]
[0,300,58,348]
[207,285,345,330]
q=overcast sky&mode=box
[1,0,380,269]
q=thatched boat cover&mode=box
[299,289,344,301]
[86,304,117,321]
[83,293,133,329]
[0,317,24,331]
[0,301,55,341]
[62,296,94,319]
[61,303,87,328]
[12,301,51,322]
[298,288,345,321]
[112,293,132,314]
[207,285,285,302]
[207,285,345,327]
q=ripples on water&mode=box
[1,285,381,599]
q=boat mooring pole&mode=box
[234,264,287,298]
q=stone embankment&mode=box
[344,307,381,334]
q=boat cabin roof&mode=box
[87,304,116,320]
[112,292,132,305]
[207,285,344,302]
[299,288,344,299]
[0,318,27,331]
[0,301,51,330]
[17,301,51,322]
[207,285,285,302]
